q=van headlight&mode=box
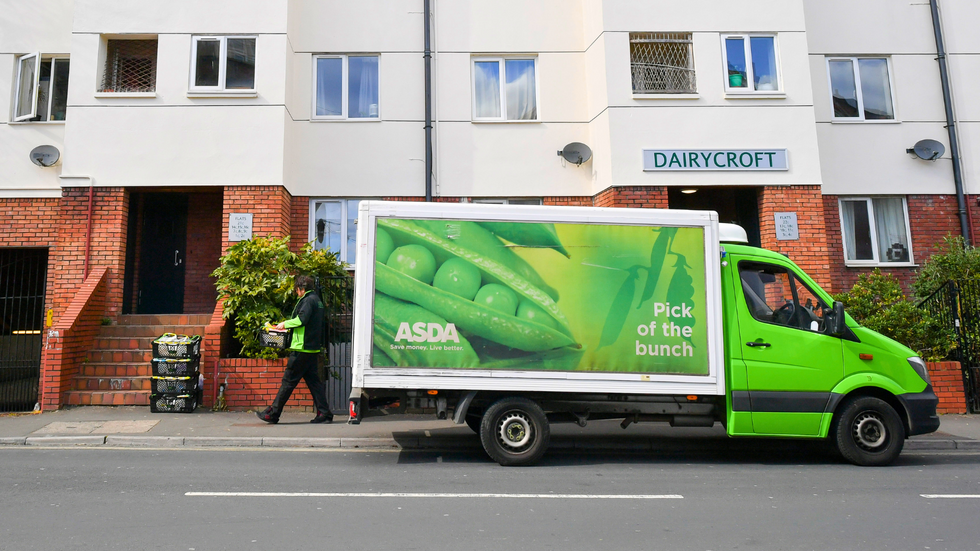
[907,356,931,385]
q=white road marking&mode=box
[185,492,683,499]
[921,494,980,499]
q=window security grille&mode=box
[100,39,158,93]
[630,32,696,94]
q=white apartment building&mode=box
[0,0,975,409]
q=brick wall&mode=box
[927,361,967,414]
[825,194,978,295]
[290,195,310,253]
[183,191,223,313]
[544,196,593,206]
[757,185,831,290]
[221,186,292,252]
[593,186,669,208]
[0,197,60,317]
[214,357,317,412]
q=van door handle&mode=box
[746,342,771,348]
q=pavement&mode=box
[1,406,978,454]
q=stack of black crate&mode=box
[149,334,202,413]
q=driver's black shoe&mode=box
[310,411,333,424]
[257,407,279,424]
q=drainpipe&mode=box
[83,182,94,278]
[929,0,971,245]
[423,0,433,202]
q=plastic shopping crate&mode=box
[150,375,199,394]
[151,358,200,377]
[259,328,291,350]
[149,393,197,414]
[152,334,202,360]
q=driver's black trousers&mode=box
[270,351,330,415]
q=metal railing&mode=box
[0,249,47,412]
[919,280,980,412]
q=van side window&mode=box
[738,262,828,332]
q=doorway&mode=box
[133,193,188,314]
[668,187,761,247]
[0,248,47,412]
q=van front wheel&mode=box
[833,396,905,466]
[480,397,550,466]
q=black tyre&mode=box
[480,397,550,466]
[832,396,905,466]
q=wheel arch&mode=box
[830,384,911,438]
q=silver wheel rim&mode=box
[852,412,887,451]
[496,412,532,451]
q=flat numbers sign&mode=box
[774,212,799,241]
[228,213,253,242]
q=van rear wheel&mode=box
[480,397,550,466]
[833,396,904,466]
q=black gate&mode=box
[323,275,354,415]
[919,280,980,413]
[0,249,48,412]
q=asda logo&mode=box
[394,322,461,343]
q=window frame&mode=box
[469,198,543,205]
[471,56,540,122]
[825,56,897,122]
[720,34,782,94]
[311,54,381,121]
[737,260,832,334]
[309,198,370,268]
[837,196,914,267]
[14,53,70,123]
[189,35,257,93]
[629,32,698,96]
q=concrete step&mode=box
[73,376,151,391]
[64,390,151,406]
[80,363,151,378]
[116,314,212,326]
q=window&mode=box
[839,197,912,265]
[14,54,69,122]
[722,35,779,92]
[827,57,894,120]
[313,55,379,120]
[470,198,542,205]
[472,57,537,121]
[630,32,696,94]
[739,262,829,332]
[100,39,157,93]
[311,199,363,265]
[190,36,256,91]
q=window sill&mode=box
[830,119,901,124]
[724,92,786,99]
[95,92,157,98]
[844,262,917,268]
[8,120,66,125]
[187,91,258,98]
[471,119,541,124]
[632,93,700,100]
[310,118,381,123]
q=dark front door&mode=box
[138,193,188,314]
[0,248,47,412]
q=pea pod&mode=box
[414,219,560,301]
[378,218,572,337]
[479,346,584,371]
[374,293,480,367]
[377,262,577,352]
[372,346,396,367]
[372,325,421,367]
[477,221,570,258]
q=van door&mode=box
[732,259,843,436]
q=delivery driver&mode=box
[257,275,333,424]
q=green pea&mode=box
[376,227,394,264]
[433,257,482,300]
[376,262,576,352]
[475,284,519,316]
[387,244,436,284]
[516,299,558,330]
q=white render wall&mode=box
[804,0,979,196]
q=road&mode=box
[2,445,978,551]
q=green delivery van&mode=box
[347,201,939,466]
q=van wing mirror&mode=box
[826,301,845,336]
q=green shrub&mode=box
[912,235,980,300]
[834,269,955,362]
[212,236,349,359]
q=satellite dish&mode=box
[558,142,592,166]
[30,145,60,167]
[908,139,945,161]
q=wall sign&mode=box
[228,213,253,242]
[774,212,799,241]
[643,149,788,171]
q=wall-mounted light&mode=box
[680,189,698,194]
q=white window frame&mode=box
[13,53,70,122]
[826,56,897,122]
[469,198,543,205]
[721,34,782,94]
[310,199,370,268]
[189,35,256,93]
[837,196,914,267]
[311,54,381,121]
[471,56,539,122]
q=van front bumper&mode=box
[898,385,941,436]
